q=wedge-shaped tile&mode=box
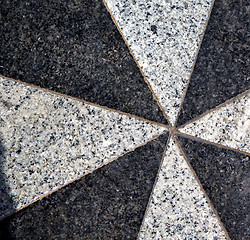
[138,136,228,239]
[178,136,250,240]
[0,134,168,239]
[179,92,250,153]
[177,0,250,126]
[0,77,166,218]
[105,0,213,124]
[0,0,166,124]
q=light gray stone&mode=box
[179,93,250,153]
[0,77,166,218]
[105,0,213,124]
[138,136,228,239]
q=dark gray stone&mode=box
[0,133,168,240]
[177,0,250,127]
[0,0,167,124]
[178,136,250,240]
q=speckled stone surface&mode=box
[178,136,250,240]
[0,77,166,218]
[0,134,168,240]
[179,93,250,153]
[0,0,167,124]
[105,0,213,124]
[177,0,250,127]
[0,1,249,239]
[138,136,228,239]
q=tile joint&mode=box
[173,0,216,128]
[173,130,250,156]
[0,74,169,129]
[0,131,168,222]
[177,89,250,130]
[102,0,172,127]
[174,136,231,240]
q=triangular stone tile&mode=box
[178,136,249,240]
[0,77,166,218]
[138,136,228,239]
[0,134,168,239]
[0,0,166,124]
[179,92,250,153]
[105,0,213,124]
[177,0,250,126]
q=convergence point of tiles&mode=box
[0,0,249,239]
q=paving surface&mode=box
[0,0,249,239]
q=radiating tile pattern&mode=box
[138,136,228,239]
[105,0,213,124]
[178,136,250,240]
[0,134,168,240]
[177,0,250,126]
[0,0,167,124]
[179,92,250,153]
[0,0,248,239]
[0,77,166,218]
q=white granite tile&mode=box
[0,77,166,218]
[105,0,213,124]
[179,93,250,153]
[138,136,228,240]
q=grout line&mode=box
[136,133,171,240]
[0,2,246,238]
[174,130,250,156]
[0,131,169,222]
[102,0,172,127]
[0,74,169,129]
[177,88,250,130]
[174,0,216,128]
[174,135,231,240]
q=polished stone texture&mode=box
[138,136,228,239]
[179,136,249,240]
[0,134,168,240]
[105,0,213,124]
[0,0,248,239]
[179,92,250,152]
[177,0,250,126]
[0,0,166,124]
[0,76,166,218]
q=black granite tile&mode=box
[178,136,250,240]
[177,0,250,127]
[0,0,167,124]
[0,133,168,240]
